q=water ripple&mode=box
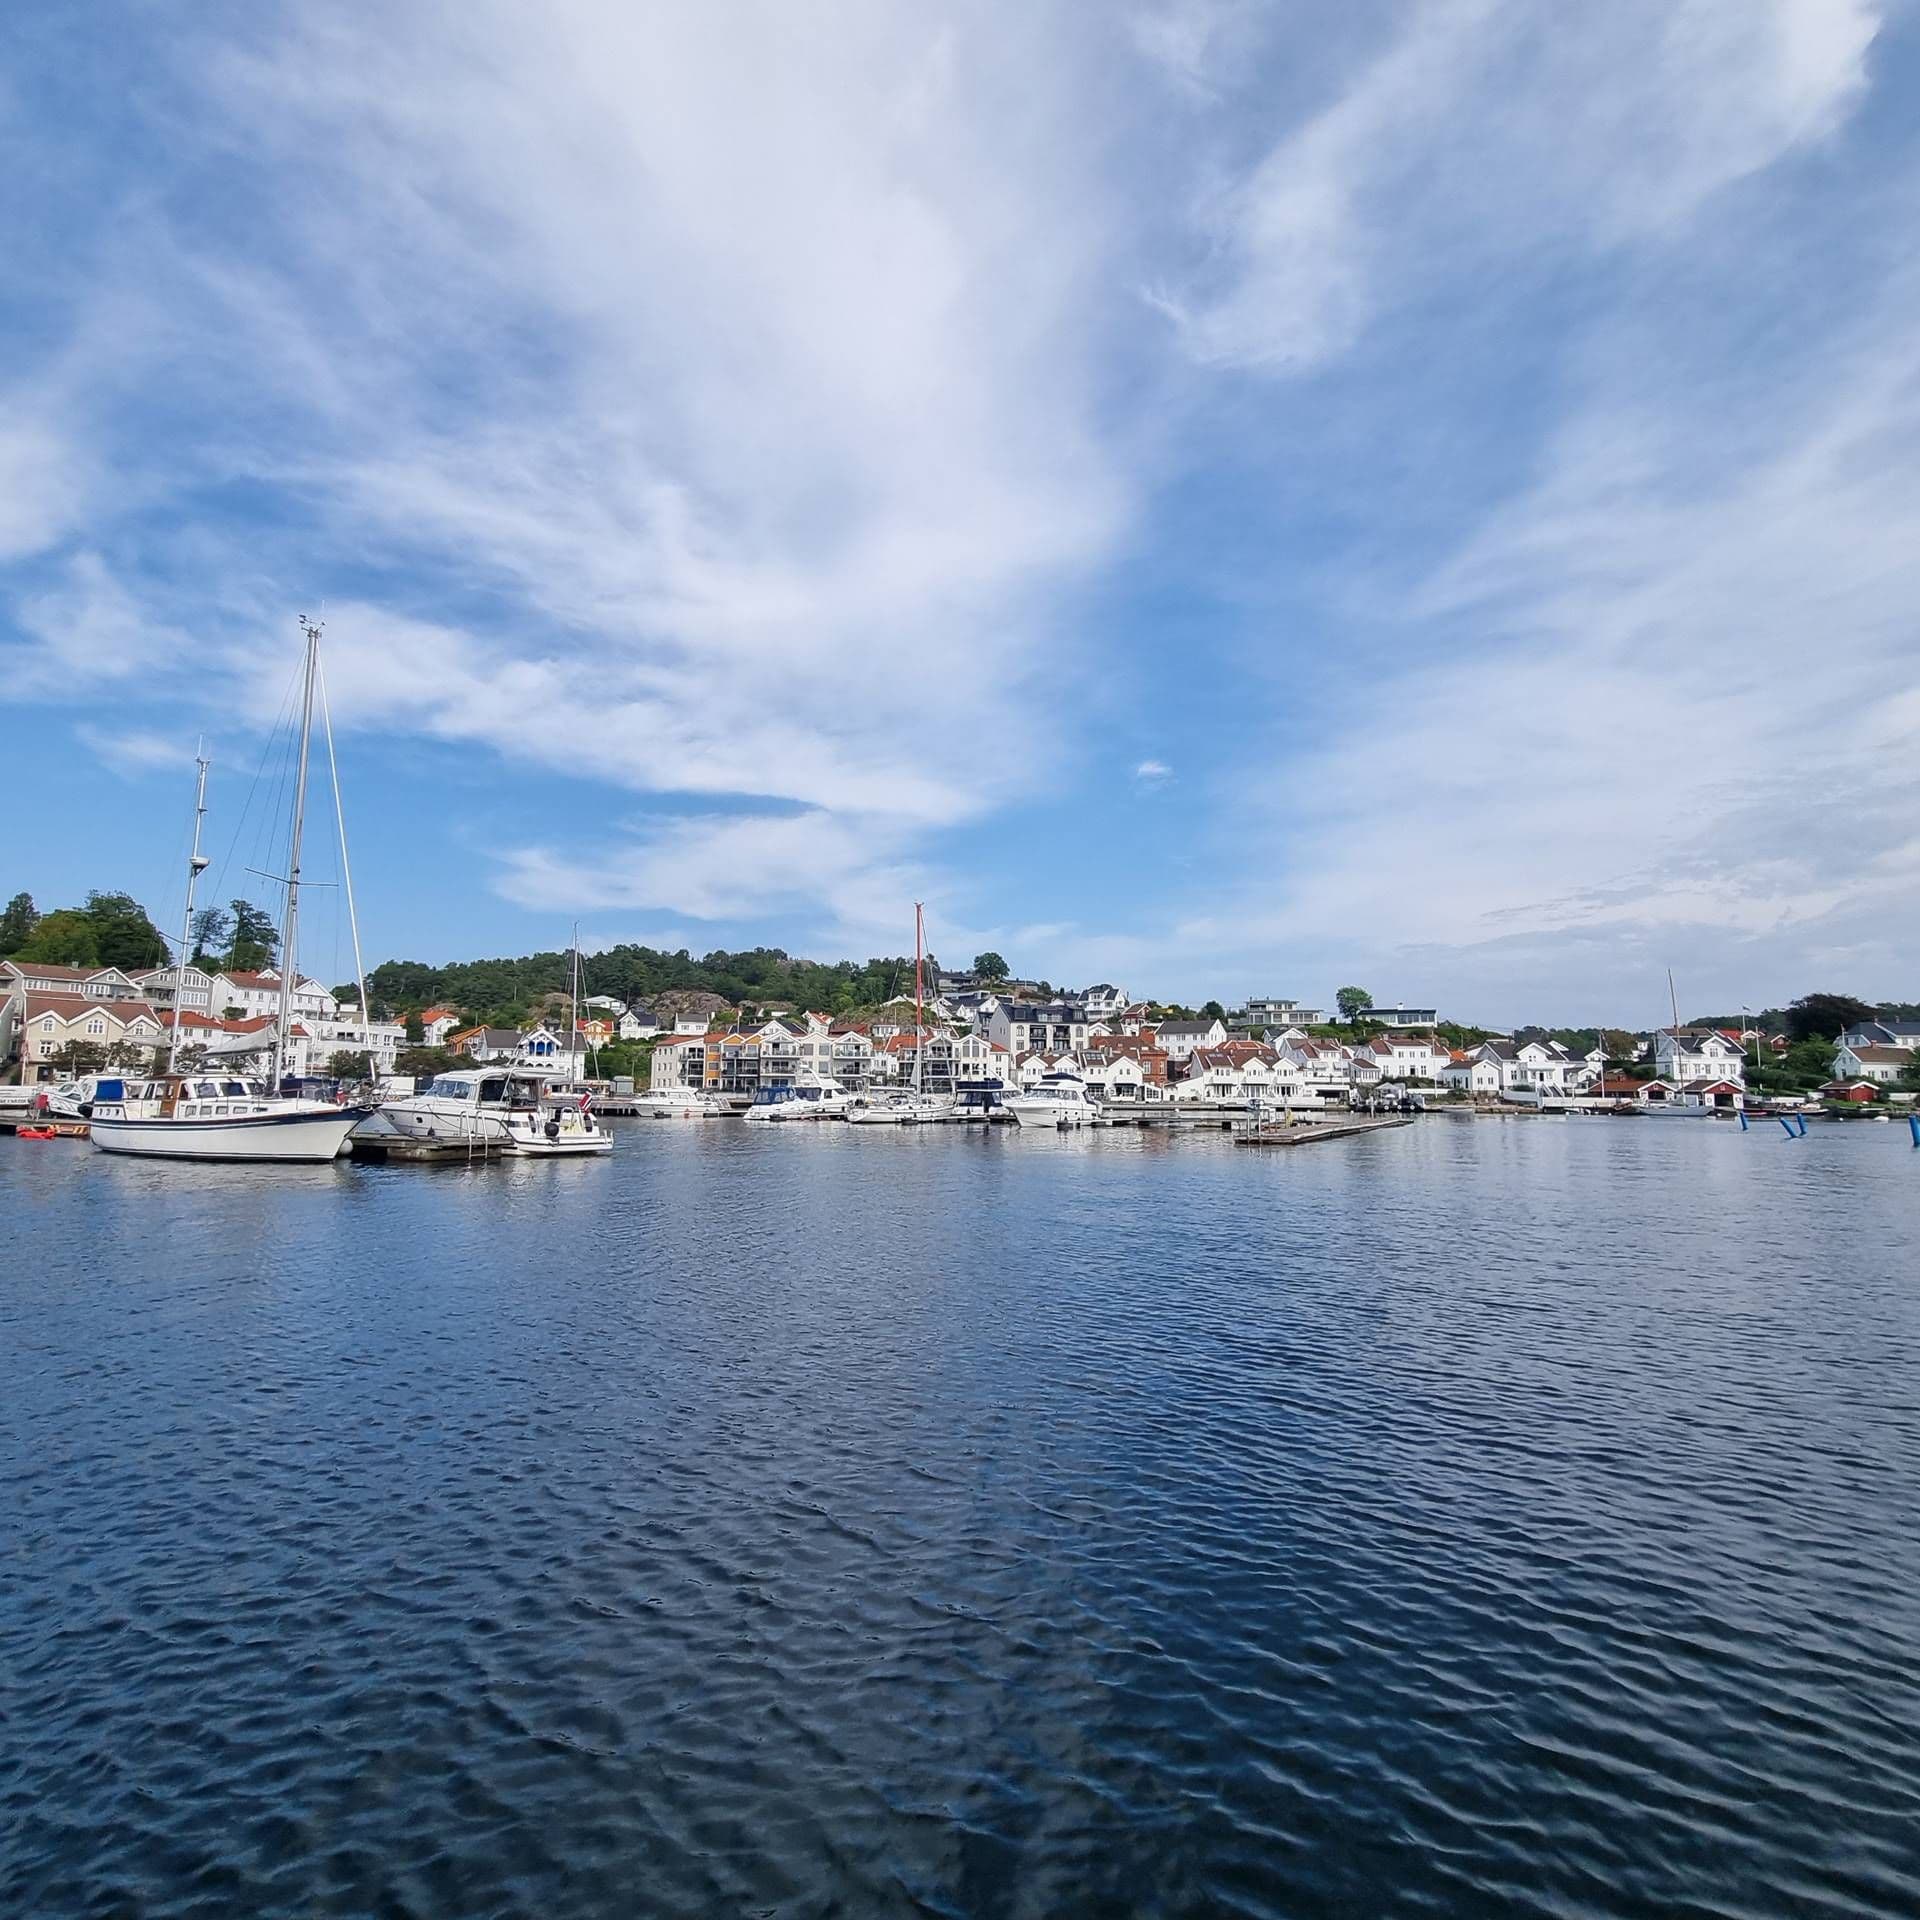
[3,1120,1918,1916]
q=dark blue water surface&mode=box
[4,1117,1918,1918]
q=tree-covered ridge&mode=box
[363,944,933,1028]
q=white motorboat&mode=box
[498,937,612,1157]
[43,1074,116,1119]
[502,1090,612,1156]
[743,1071,853,1122]
[1005,1070,1100,1128]
[89,1073,371,1162]
[376,1067,556,1145]
[631,1086,722,1119]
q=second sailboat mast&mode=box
[274,618,321,1085]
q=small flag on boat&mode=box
[578,1089,592,1111]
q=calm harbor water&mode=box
[3,1117,1918,1918]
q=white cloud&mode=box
[1175,0,1882,372]
[74,725,196,777]
[0,415,89,563]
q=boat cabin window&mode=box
[194,1081,219,1099]
[426,1076,479,1098]
[479,1078,511,1104]
[222,1080,249,1097]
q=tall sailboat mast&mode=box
[913,902,924,1097]
[167,745,211,1076]
[570,920,582,1080]
[274,618,322,1087]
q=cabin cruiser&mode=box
[42,1074,116,1119]
[1004,1070,1100,1129]
[847,1091,954,1124]
[374,1067,558,1146]
[502,1089,612,1157]
[742,1072,854,1123]
[631,1086,722,1119]
[88,1075,372,1163]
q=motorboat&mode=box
[42,1074,116,1119]
[375,1067,557,1146]
[89,1074,371,1162]
[502,1089,612,1157]
[847,1091,954,1125]
[631,1086,722,1119]
[1005,1070,1100,1128]
[743,1071,853,1122]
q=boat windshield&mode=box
[425,1075,480,1098]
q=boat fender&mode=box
[545,1118,560,1139]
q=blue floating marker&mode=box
[1796,1114,1809,1137]
[1780,1116,1796,1138]
[1738,1110,1749,1132]
[1909,1113,1919,1148]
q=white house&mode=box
[987,1003,1090,1057]
[649,1034,706,1089]
[1442,1054,1502,1097]
[1229,996,1326,1032]
[1832,1042,1910,1085]
[1079,983,1130,1019]
[1152,1017,1227,1062]
[1650,1029,1747,1089]
[131,964,218,1016]
[1357,1032,1450,1081]
[211,969,339,1024]
[1360,1002,1439,1029]
[1279,1038,1354,1102]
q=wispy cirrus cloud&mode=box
[1166,0,1881,372]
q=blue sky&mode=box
[3,0,1917,1024]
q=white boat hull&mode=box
[90,1106,372,1162]
[1006,1103,1095,1128]
[377,1097,513,1143]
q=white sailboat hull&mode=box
[90,1105,372,1162]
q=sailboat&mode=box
[847,903,952,1124]
[88,620,376,1163]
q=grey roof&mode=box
[1157,1019,1220,1037]
[479,1028,521,1047]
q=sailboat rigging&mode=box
[87,617,377,1163]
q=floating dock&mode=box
[1233,1116,1414,1147]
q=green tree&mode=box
[82,891,167,969]
[1201,999,1227,1020]
[973,951,1009,982]
[1336,986,1374,1023]
[327,1049,374,1081]
[1785,993,1875,1043]
[50,1039,108,1076]
[0,891,37,955]
[189,905,232,966]
[14,909,102,966]
[225,900,279,973]
[404,1011,425,1043]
